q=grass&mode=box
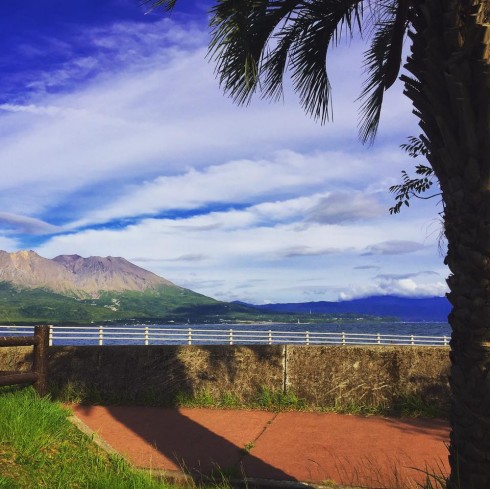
[52,380,446,420]
[0,386,172,488]
[170,386,445,419]
[173,386,307,412]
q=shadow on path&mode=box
[61,344,298,484]
[74,404,296,483]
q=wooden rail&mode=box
[0,325,49,396]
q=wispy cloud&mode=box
[277,246,346,258]
[362,240,426,256]
[161,254,209,262]
[305,191,384,224]
[0,213,60,235]
[0,104,65,116]
[375,271,440,280]
[69,152,395,229]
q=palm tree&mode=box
[152,1,490,486]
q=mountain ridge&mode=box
[251,295,451,322]
[0,250,174,298]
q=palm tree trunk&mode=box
[403,0,490,487]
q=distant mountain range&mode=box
[0,250,450,324]
[252,295,451,322]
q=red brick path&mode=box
[72,405,450,488]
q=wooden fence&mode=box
[0,325,49,396]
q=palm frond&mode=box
[261,21,300,102]
[208,0,363,122]
[208,1,302,105]
[142,0,177,12]
[288,1,363,123]
[358,2,397,144]
[149,0,410,146]
[383,0,409,89]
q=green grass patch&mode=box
[253,386,307,410]
[171,386,444,418]
[175,387,307,412]
[393,393,446,419]
[318,396,446,419]
[174,390,242,409]
[51,380,446,419]
[0,386,172,488]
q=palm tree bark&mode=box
[404,0,490,486]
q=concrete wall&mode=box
[0,345,450,410]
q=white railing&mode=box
[0,325,450,347]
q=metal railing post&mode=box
[188,328,192,345]
[268,330,272,345]
[98,326,104,346]
[48,325,53,346]
[144,326,149,346]
[229,329,233,345]
[305,331,310,345]
[377,333,381,345]
[410,334,415,346]
[443,336,448,347]
[341,332,346,346]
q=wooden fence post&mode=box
[32,325,49,397]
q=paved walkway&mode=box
[71,405,450,488]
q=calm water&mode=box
[41,321,451,346]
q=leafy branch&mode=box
[389,136,441,214]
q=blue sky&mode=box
[0,0,448,303]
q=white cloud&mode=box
[0,236,21,252]
[35,207,444,303]
[375,271,440,280]
[363,240,426,255]
[69,151,396,228]
[0,213,60,235]
[276,246,347,258]
[305,191,384,224]
[0,18,414,220]
[339,277,448,301]
[0,104,64,116]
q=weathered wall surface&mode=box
[0,345,450,410]
[287,346,450,409]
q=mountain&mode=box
[0,250,302,324]
[0,250,172,298]
[52,254,174,295]
[0,249,228,323]
[253,295,451,322]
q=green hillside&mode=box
[0,281,394,325]
[0,282,241,324]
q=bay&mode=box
[46,321,451,346]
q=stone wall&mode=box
[0,345,450,411]
[287,346,450,409]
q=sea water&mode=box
[44,321,451,346]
